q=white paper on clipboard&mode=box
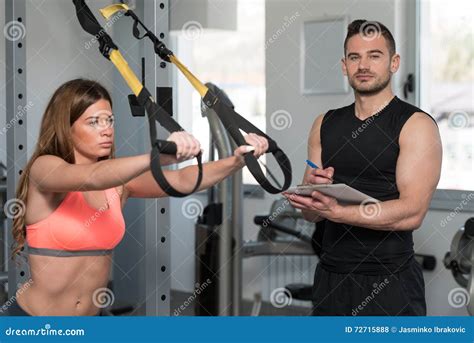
[284,184,380,205]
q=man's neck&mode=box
[354,88,395,120]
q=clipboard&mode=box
[284,184,380,205]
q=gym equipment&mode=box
[72,0,203,197]
[1,165,8,291]
[194,84,243,316]
[98,3,292,194]
[5,0,30,299]
[444,218,474,315]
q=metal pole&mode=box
[205,109,233,316]
[5,0,28,298]
[143,0,171,316]
[202,85,244,316]
[232,168,243,315]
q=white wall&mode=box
[1,0,115,167]
[24,0,114,157]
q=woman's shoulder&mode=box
[29,155,67,180]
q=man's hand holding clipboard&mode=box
[282,160,378,223]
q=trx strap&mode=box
[72,0,203,197]
[99,4,292,194]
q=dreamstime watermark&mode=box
[181,198,204,219]
[270,110,292,131]
[4,323,85,337]
[448,111,470,130]
[0,101,34,136]
[261,197,295,228]
[440,192,474,228]
[264,12,300,49]
[448,287,470,309]
[50,190,122,250]
[359,21,382,42]
[83,188,122,228]
[173,279,212,316]
[0,279,34,314]
[181,21,203,41]
[92,287,115,308]
[4,21,26,42]
[358,199,382,219]
[352,113,379,138]
[270,287,292,308]
[3,198,26,220]
[351,99,391,139]
[84,11,124,50]
[352,278,390,316]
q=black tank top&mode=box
[320,96,435,275]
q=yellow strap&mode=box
[169,55,209,98]
[99,3,130,20]
[109,50,143,96]
[101,5,207,99]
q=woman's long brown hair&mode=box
[11,79,115,259]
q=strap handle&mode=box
[109,5,293,193]
[204,92,292,194]
[72,0,203,197]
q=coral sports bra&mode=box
[26,188,125,257]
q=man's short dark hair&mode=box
[344,19,396,56]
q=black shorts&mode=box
[311,259,426,316]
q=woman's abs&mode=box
[17,254,111,316]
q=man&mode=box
[284,20,442,316]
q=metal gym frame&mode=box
[142,0,171,317]
[4,0,172,316]
[5,0,28,299]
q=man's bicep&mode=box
[396,113,442,214]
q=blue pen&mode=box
[305,159,319,169]
[305,159,334,182]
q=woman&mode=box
[5,79,268,316]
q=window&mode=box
[171,0,266,186]
[418,0,474,208]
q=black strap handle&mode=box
[95,4,292,194]
[123,9,292,194]
[72,0,202,197]
[203,92,292,194]
[138,88,203,197]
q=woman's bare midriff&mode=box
[18,181,126,316]
[16,254,112,316]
